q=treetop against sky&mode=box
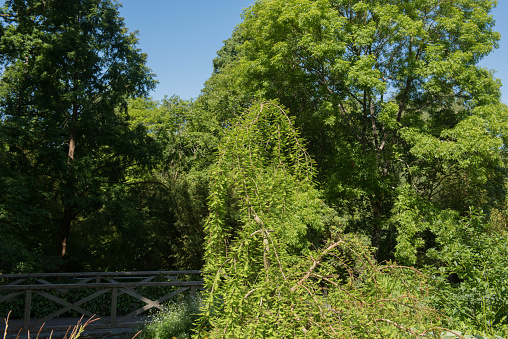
[0,0,506,102]
[117,0,508,103]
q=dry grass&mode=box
[3,311,102,339]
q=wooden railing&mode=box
[0,271,204,331]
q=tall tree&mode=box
[206,0,508,259]
[125,96,220,270]
[0,0,155,268]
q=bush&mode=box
[426,227,508,337]
[140,293,203,339]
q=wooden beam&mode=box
[0,280,203,291]
[0,291,23,303]
[118,287,190,323]
[33,290,100,322]
[0,270,202,279]
[0,270,206,330]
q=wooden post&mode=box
[111,287,117,327]
[96,275,101,292]
[190,286,197,297]
[24,289,32,330]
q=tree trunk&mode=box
[58,102,78,260]
[370,198,383,261]
[59,207,73,259]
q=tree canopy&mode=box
[1,0,508,336]
[194,0,508,336]
[202,0,508,260]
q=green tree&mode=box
[113,96,224,270]
[0,0,155,269]
[197,101,443,338]
[212,27,244,75]
[207,0,507,259]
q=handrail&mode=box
[0,281,203,290]
[0,270,202,279]
[0,270,205,332]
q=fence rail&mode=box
[0,270,204,332]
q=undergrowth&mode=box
[139,293,203,339]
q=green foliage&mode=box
[208,0,508,260]
[212,28,244,75]
[196,101,443,338]
[0,0,156,270]
[203,100,330,269]
[141,95,220,270]
[198,11,508,337]
[427,220,508,336]
[391,184,462,266]
[400,103,508,213]
[391,189,508,336]
[1,0,508,337]
[82,94,225,271]
[128,97,175,135]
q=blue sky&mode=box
[479,1,508,104]
[118,0,253,101]
[119,1,508,104]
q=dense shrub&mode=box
[140,293,203,339]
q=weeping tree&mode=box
[197,101,447,338]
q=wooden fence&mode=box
[0,271,204,332]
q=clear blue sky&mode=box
[119,1,508,104]
[479,1,508,104]
[118,0,253,101]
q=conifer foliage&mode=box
[0,0,155,269]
